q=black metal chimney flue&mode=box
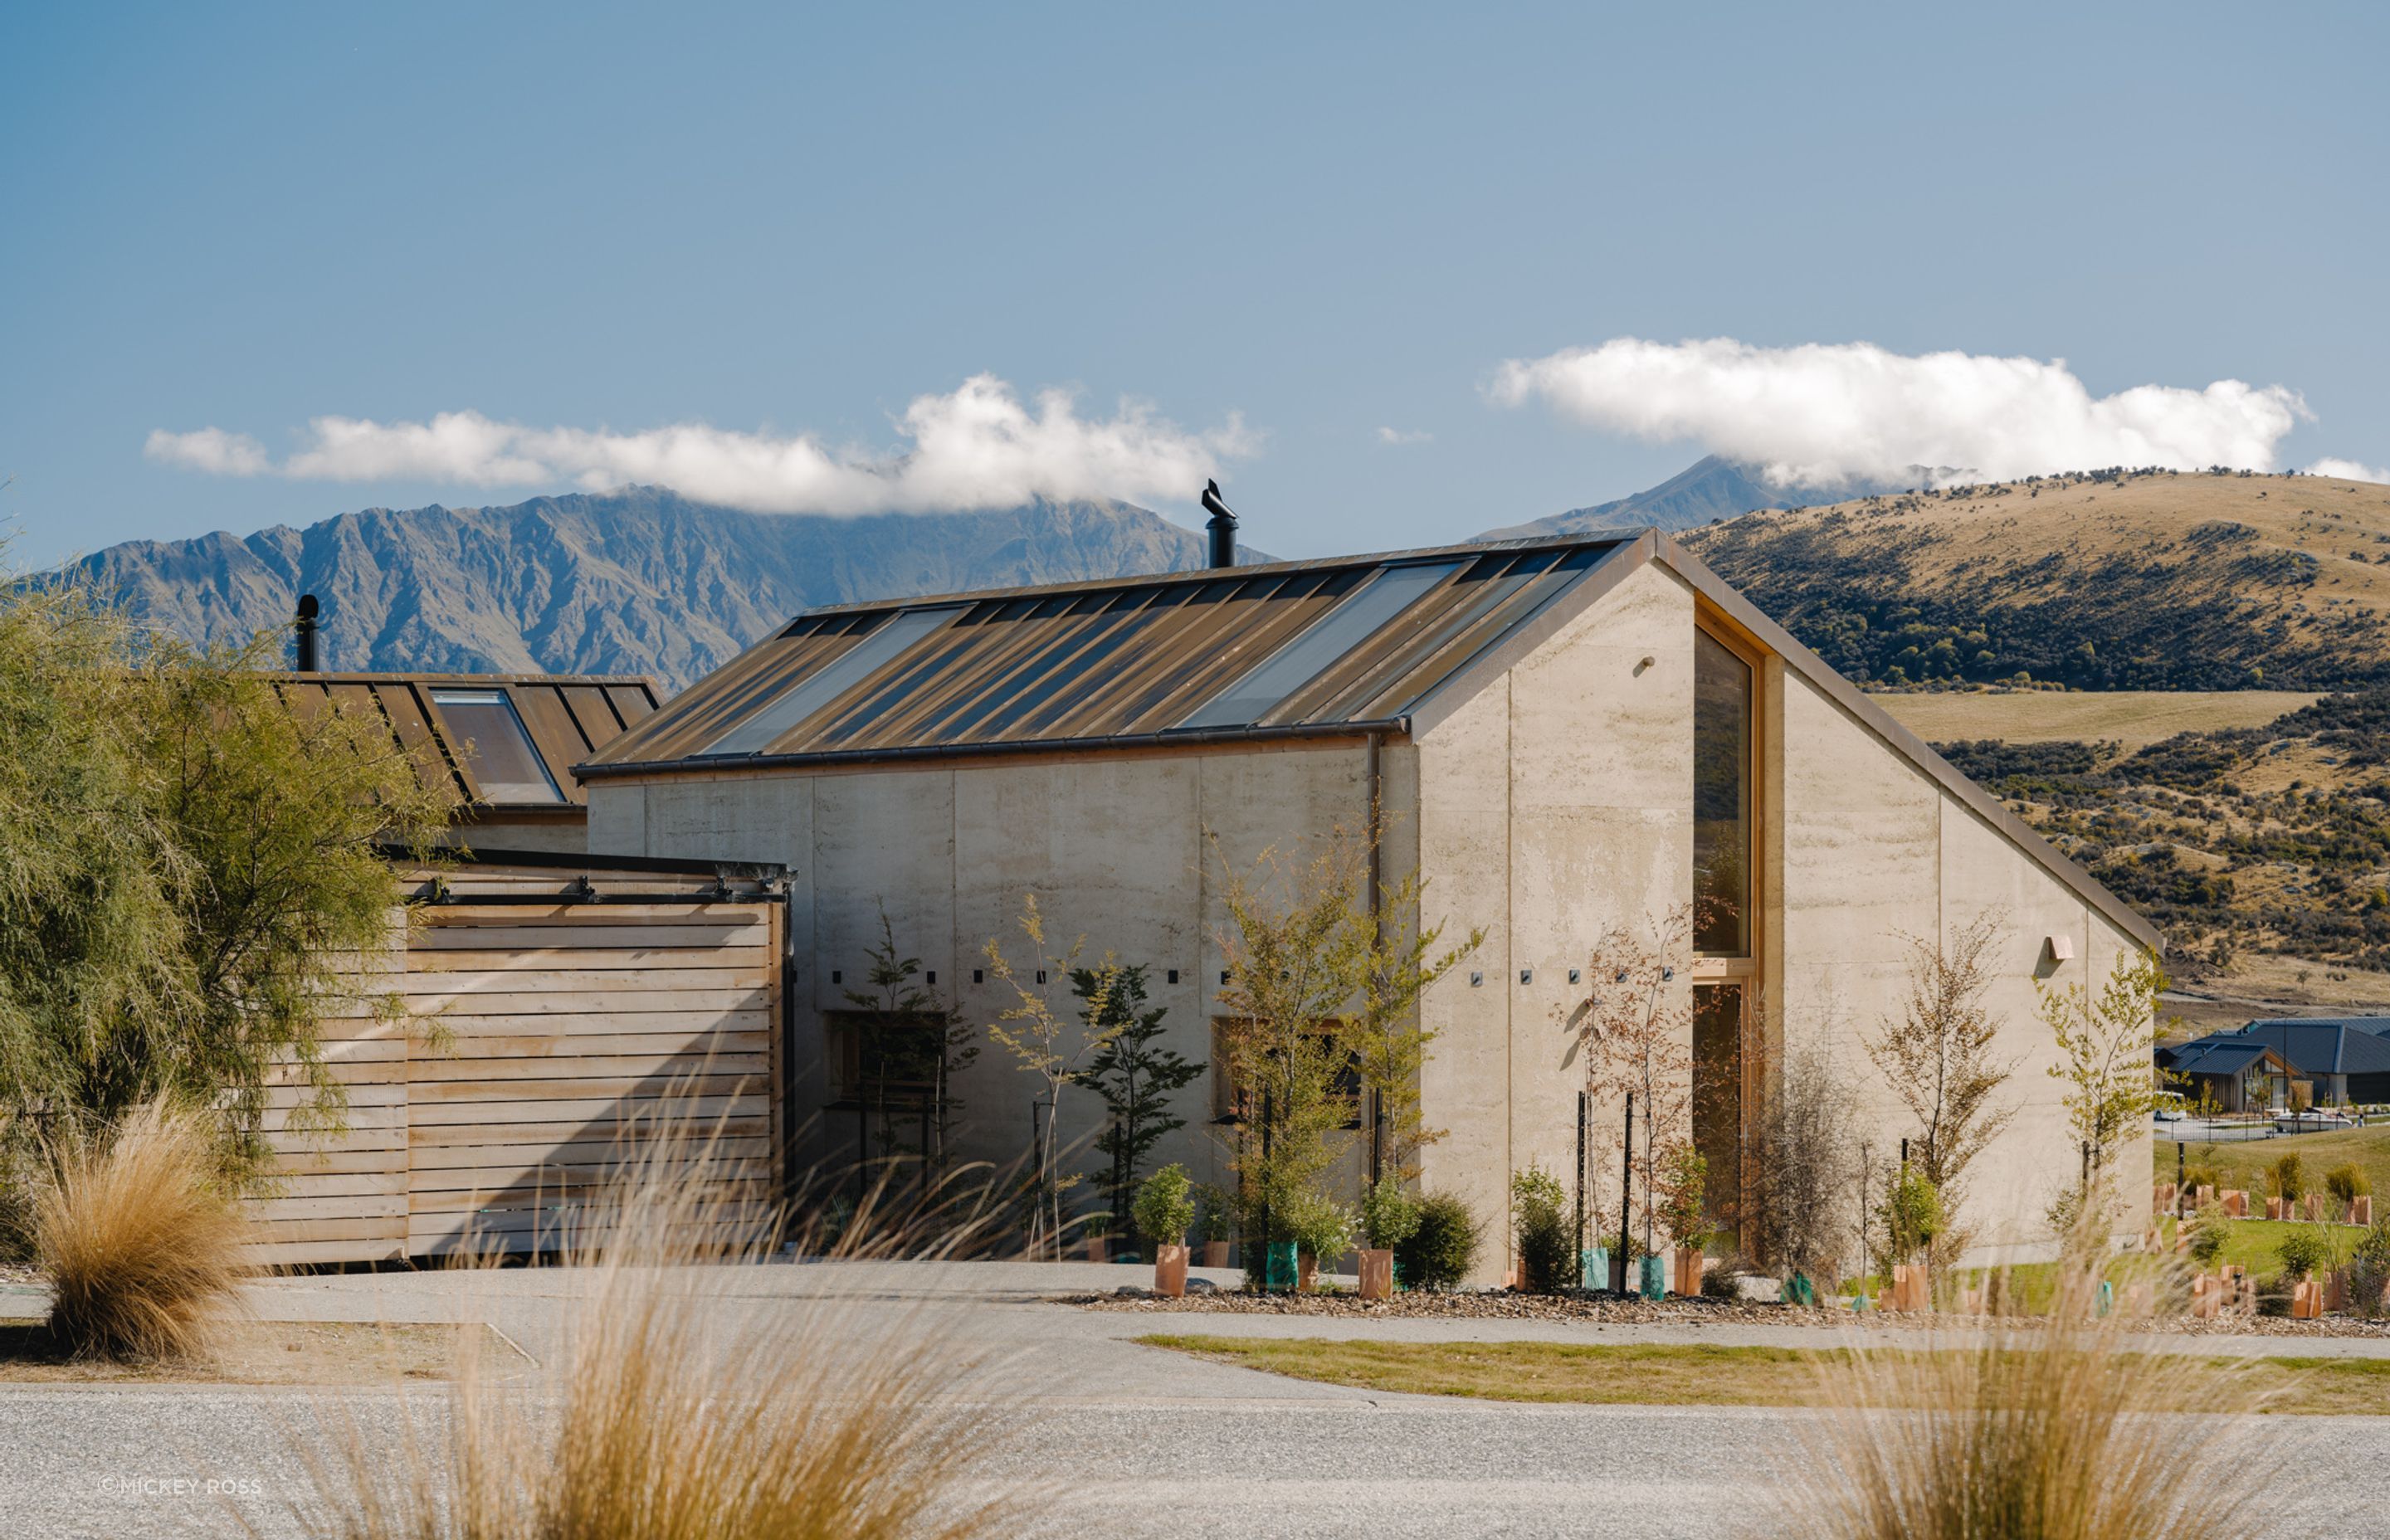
[294,593,320,672]
[1200,479,1238,568]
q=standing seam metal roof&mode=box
[276,672,661,808]
[583,537,1625,769]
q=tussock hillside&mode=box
[1684,470,2390,691]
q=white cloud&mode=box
[1490,337,2310,489]
[1376,426,1432,446]
[2310,457,2390,485]
[144,375,1254,515]
[144,426,270,476]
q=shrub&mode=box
[1510,1167,1573,1294]
[1880,1166,1944,1265]
[1280,1187,1358,1272]
[1397,1192,1482,1291]
[1129,1163,1195,1248]
[1749,1044,1860,1284]
[2186,1201,2230,1267]
[2328,1163,2371,1206]
[1654,1141,1710,1251]
[1699,1255,1748,1301]
[34,1097,248,1361]
[1358,1174,1420,1251]
[2182,1164,2221,1193]
[2270,1151,2305,1201]
[2348,1216,2390,1318]
[2275,1226,2329,1281]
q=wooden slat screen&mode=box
[248,894,783,1265]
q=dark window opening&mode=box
[1694,630,1752,955]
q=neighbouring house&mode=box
[2160,1019,2390,1110]
[276,670,661,853]
[2154,1036,2301,1114]
[574,527,2160,1277]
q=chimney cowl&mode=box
[1200,479,1238,569]
[294,593,320,672]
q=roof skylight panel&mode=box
[697,606,961,757]
[1174,560,1464,730]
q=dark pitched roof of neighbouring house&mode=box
[277,672,660,810]
[2166,1021,2390,1079]
[578,527,2161,951]
[2156,1038,2288,1079]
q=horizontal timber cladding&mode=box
[246,880,785,1266]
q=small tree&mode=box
[1654,1141,1710,1254]
[1879,1165,1943,1267]
[1577,909,1697,1259]
[1359,1173,1421,1253]
[1864,913,2017,1227]
[2039,948,2173,1217]
[840,912,976,1179]
[1077,964,1204,1243]
[1750,1038,1861,1284]
[1130,1162,1197,1251]
[983,896,1128,1257]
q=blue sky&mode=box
[4,2,2386,568]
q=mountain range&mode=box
[67,489,1254,690]
[1478,454,1918,539]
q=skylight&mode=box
[428,689,563,804]
[700,606,961,757]
[1176,560,1462,730]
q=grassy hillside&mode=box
[1877,690,2323,752]
[1685,470,2390,690]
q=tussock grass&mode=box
[1788,1221,2288,1540]
[286,1118,1024,1540]
[32,1095,249,1361]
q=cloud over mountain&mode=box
[145,375,1254,516]
[1491,337,2310,490]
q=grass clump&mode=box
[33,1096,249,1362]
[290,1126,1021,1540]
[1788,1204,2280,1540]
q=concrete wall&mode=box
[588,742,1388,1201]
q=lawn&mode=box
[2156,1123,2390,1217]
[1139,1335,2390,1416]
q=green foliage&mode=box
[2187,1202,2230,1267]
[983,898,1128,1254]
[1278,1186,1358,1267]
[1654,1141,1710,1251]
[1130,1163,1196,1247]
[2349,1216,2390,1318]
[0,583,446,1178]
[1396,1191,1482,1292]
[1510,1166,1573,1294]
[1880,1166,1944,1265]
[1191,1182,1232,1244]
[2270,1152,2305,1201]
[1211,832,1478,1245]
[1359,1174,1421,1251]
[2275,1226,2329,1281]
[1078,964,1203,1231]
[2039,949,2172,1182]
[2328,1163,2370,1204]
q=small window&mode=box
[429,689,562,805]
[824,1009,949,1103]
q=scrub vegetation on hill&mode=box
[1934,687,2390,972]
[1685,469,2390,691]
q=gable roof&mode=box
[583,535,1626,770]
[2171,1021,2390,1079]
[278,672,660,810]
[2157,1039,2287,1079]
[577,527,2159,950]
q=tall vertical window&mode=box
[1693,629,1751,956]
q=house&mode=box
[275,670,661,852]
[2154,1036,2300,1114]
[2161,1019,2390,1109]
[573,527,2160,1275]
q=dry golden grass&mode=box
[32,1096,250,1362]
[1871,690,2323,751]
[284,1121,1024,1540]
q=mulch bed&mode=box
[1067,1287,2390,1338]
